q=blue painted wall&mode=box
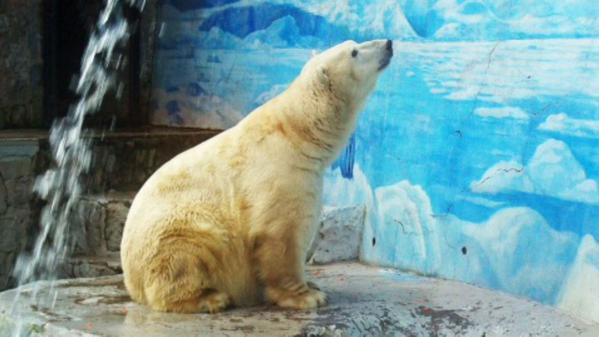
[152,0,599,322]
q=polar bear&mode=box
[120,39,393,313]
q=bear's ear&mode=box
[310,49,319,58]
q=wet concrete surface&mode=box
[1,263,598,337]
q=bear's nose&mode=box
[385,39,393,52]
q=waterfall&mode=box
[9,0,144,336]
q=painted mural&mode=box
[151,0,599,323]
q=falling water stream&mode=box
[9,0,144,335]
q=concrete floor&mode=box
[1,263,598,337]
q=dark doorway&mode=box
[43,0,144,129]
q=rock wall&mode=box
[65,192,132,278]
[0,139,46,289]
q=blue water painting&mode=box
[151,0,599,323]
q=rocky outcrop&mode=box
[307,206,365,264]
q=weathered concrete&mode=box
[1,263,598,337]
[0,128,221,194]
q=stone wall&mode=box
[65,192,132,278]
[0,0,44,128]
[0,139,46,290]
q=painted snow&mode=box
[151,0,599,322]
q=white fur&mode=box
[120,39,393,313]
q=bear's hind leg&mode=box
[158,288,231,313]
[144,251,232,313]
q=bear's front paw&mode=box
[266,284,327,309]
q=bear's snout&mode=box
[378,40,393,71]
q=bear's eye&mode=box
[351,49,358,58]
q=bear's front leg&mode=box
[253,224,327,309]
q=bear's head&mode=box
[301,39,393,107]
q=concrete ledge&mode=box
[0,127,221,141]
[0,128,222,193]
[1,263,598,337]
